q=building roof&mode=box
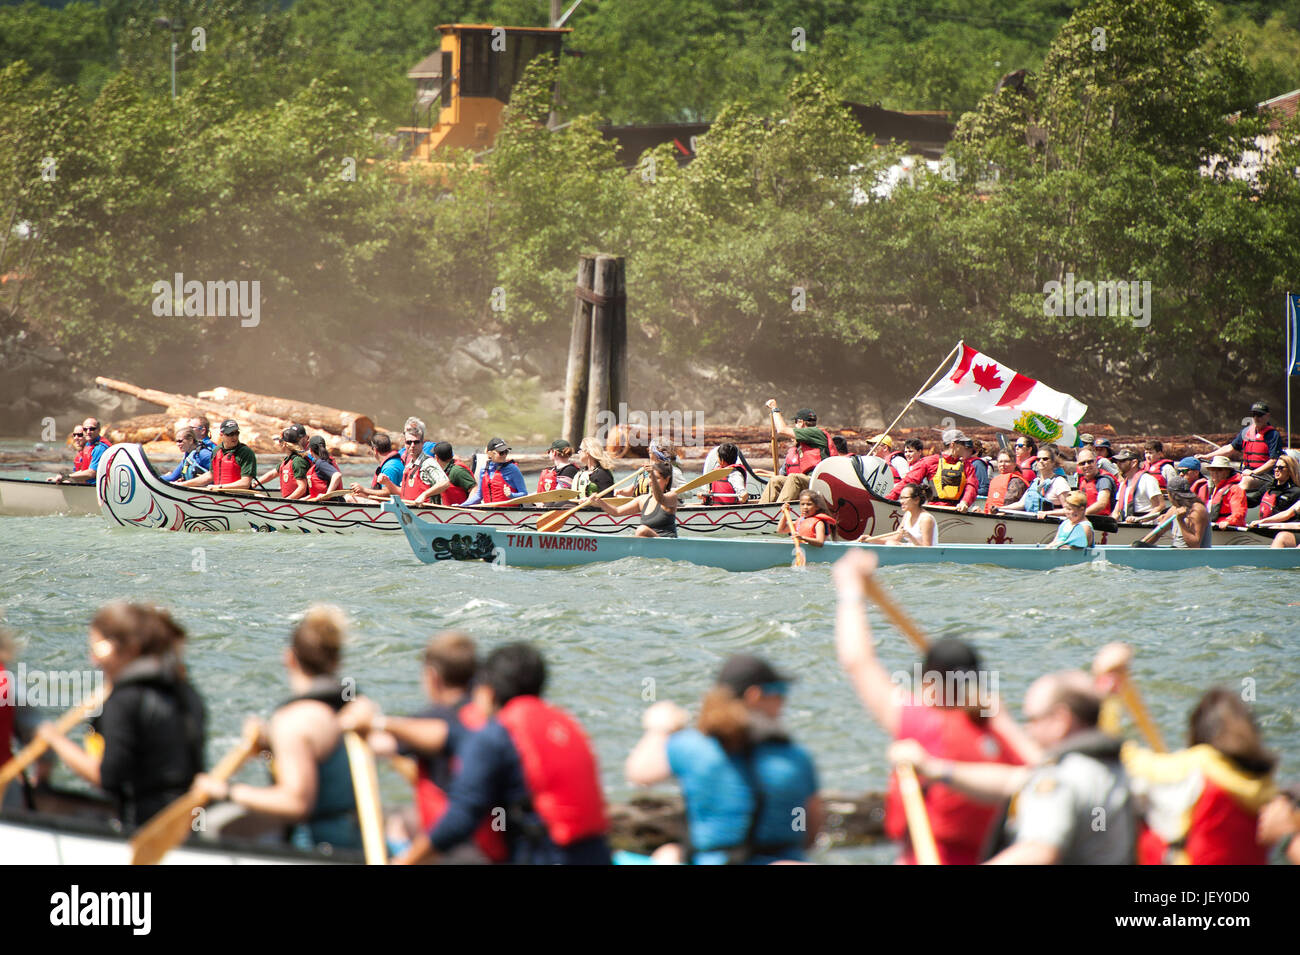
[1257,89,1299,132]
[408,52,444,80]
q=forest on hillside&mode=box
[2,0,1299,427]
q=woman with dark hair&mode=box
[626,654,822,864]
[864,482,937,545]
[306,434,344,499]
[593,461,681,537]
[1113,671,1280,864]
[37,603,205,829]
[196,605,361,851]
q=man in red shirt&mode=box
[1205,457,1248,529]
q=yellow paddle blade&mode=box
[343,731,388,865]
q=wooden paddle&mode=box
[536,470,644,533]
[861,577,931,654]
[896,762,942,865]
[1118,679,1167,753]
[312,488,353,502]
[343,730,388,865]
[211,486,267,498]
[782,503,806,567]
[0,685,107,793]
[128,723,261,865]
[770,414,779,475]
[1130,511,1177,547]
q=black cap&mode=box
[219,419,239,435]
[1093,438,1112,449]
[922,638,981,676]
[794,408,817,424]
[1112,448,1139,462]
[486,437,510,453]
[1250,401,1269,415]
[280,425,303,444]
[1166,475,1195,497]
[717,654,791,695]
[433,441,453,459]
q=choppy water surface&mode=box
[1,513,1296,863]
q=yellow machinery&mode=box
[398,24,571,161]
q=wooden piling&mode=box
[609,256,628,420]
[584,255,619,439]
[562,256,595,448]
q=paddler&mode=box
[1197,401,1281,503]
[178,418,257,491]
[1044,490,1093,549]
[983,450,1028,513]
[999,447,1069,515]
[426,441,477,505]
[776,489,835,546]
[592,461,680,537]
[339,631,506,862]
[1092,645,1279,864]
[867,482,937,546]
[305,434,343,498]
[263,426,311,500]
[1110,447,1166,523]
[345,432,405,503]
[1143,476,1211,548]
[537,439,579,493]
[699,443,749,505]
[195,605,362,852]
[890,669,1138,864]
[758,400,834,504]
[47,424,88,484]
[160,426,212,483]
[36,603,206,830]
[833,550,1029,864]
[574,437,617,496]
[54,418,111,484]
[931,430,979,512]
[462,438,527,506]
[1204,456,1248,529]
[393,643,611,865]
[1040,449,1114,517]
[625,654,823,864]
[377,428,446,504]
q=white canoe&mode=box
[96,443,783,535]
[386,497,1300,573]
[0,476,98,517]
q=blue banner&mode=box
[1290,293,1300,377]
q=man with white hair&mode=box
[404,417,436,459]
[890,669,1136,864]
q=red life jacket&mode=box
[478,461,517,504]
[279,454,306,497]
[706,465,744,504]
[1190,476,1209,505]
[371,451,403,489]
[1146,458,1173,489]
[1076,473,1113,509]
[537,467,558,493]
[984,473,1014,513]
[1240,425,1277,470]
[438,459,473,505]
[412,701,509,863]
[307,457,335,497]
[73,445,93,472]
[211,444,246,485]
[796,513,835,539]
[1209,474,1246,526]
[783,429,836,476]
[885,705,1021,865]
[401,455,434,502]
[495,695,607,847]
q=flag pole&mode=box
[1287,293,1293,451]
[869,341,963,458]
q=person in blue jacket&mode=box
[626,654,823,864]
[461,438,528,506]
[161,427,212,483]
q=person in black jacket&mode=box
[38,602,205,829]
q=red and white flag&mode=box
[917,342,1087,447]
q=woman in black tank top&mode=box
[593,461,680,537]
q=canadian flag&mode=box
[917,342,1088,447]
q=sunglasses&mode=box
[404,439,421,445]
[1037,458,1053,464]
[1076,459,1095,465]
[85,426,99,432]
[72,431,84,437]
[1015,443,1028,448]
[759,681,789,697]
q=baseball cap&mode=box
[794,408,817,424]
[548,439,573,453]
[717,654,792,696]
[486,437,510,453]
[219,419,239,435]
[1093,438,1112,450]
[1166,475,1195,497]
[1078,432,1095,444]
[870,434,893,448]
[941,428,971,445]
[1176,456,1201,472]
[1112,448,1139,462]
[1250,401,1269,415]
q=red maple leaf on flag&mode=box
[971,362,1004,393]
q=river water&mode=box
[2,453,1298,863]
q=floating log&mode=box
[104,413,181,446]
[607,790,885,854]
[197,387,377,443]
[94,378,372,457]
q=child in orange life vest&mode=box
[776,490,836,547]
